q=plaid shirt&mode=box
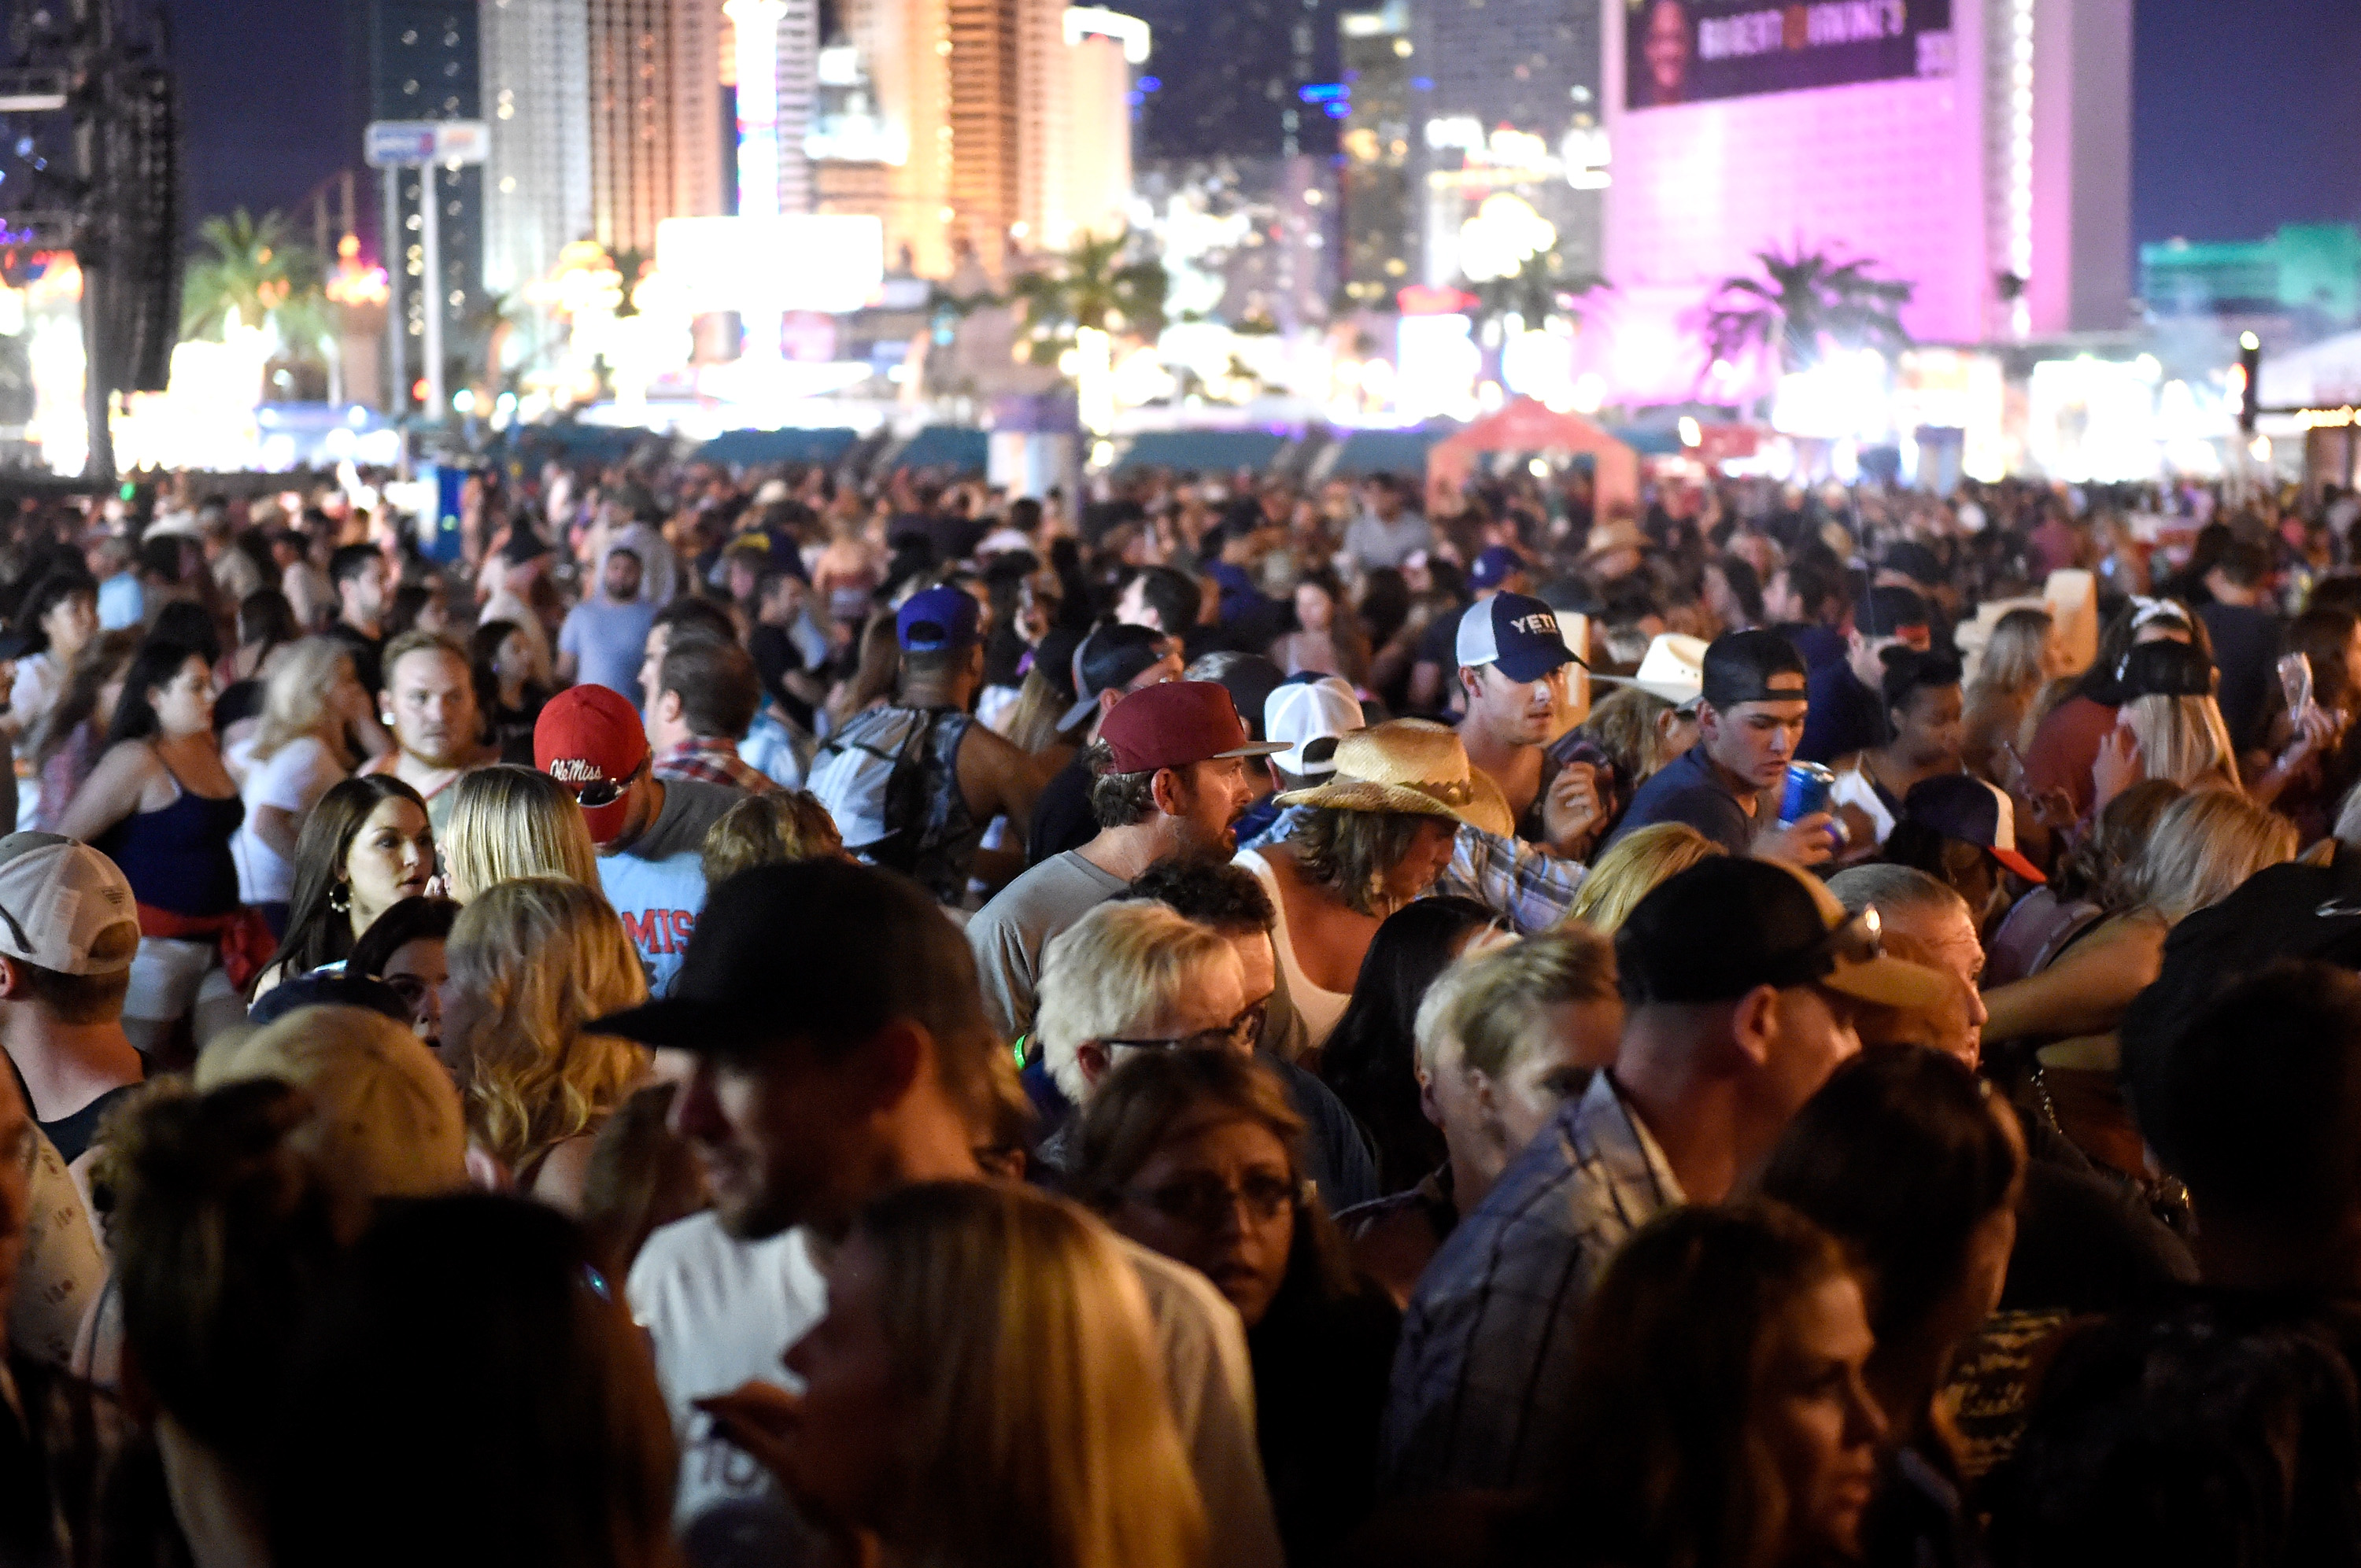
[1242,806,1586,934]
[1379,1072,1683,1496]
[654,737,780,796]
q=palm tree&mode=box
[182,209,326,347]
[1465,247,1602,339]
[1007,227,1169,367]
[1701,245,1913,384]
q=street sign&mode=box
[364,119,489,168]
[433,121,490,166]
[364,121,438,167]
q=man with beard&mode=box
[536,684,737,997]
[360,630,494,836]
[967,680,1280,1043]
[611,861,1284,1568]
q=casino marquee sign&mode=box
[1625,0,1953,110]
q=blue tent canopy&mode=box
[515,423,648,463]
[1328,427,1449,477]
[1114,429,1288,473]
[695,427,861,467]
[889,426,991,473]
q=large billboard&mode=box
[1624,0,1953,110]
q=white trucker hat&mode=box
[0,834,140,976]
[1264,676,1365,777]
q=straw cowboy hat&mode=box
[1277,719,1515,837]
[1578,518,1650,563]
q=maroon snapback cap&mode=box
[1099,681,1287,773]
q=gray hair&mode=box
[1826,862,1970,924]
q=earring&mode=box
[330,881,350,914]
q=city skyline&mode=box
[158,0,2361,268]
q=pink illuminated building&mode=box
[1591,0,2130,404]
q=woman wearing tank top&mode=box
[55,640,250,1056]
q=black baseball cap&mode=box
[249,972,415,1029]
[2117,639,2216,700]
[2121,858,2361,1171]
[1205,655,1288,743]
[1616,858,1951,1009]
[1853,585,1931,639]
[1062,623,1173,732]
[1880,541,1942,588]
[1700,629,1809,710]
[592,859,990,1056]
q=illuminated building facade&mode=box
[1337,0,1411,304]
[1596,0,2133,402]
[818,0,1143,279]
[349,1,484,393]
[1126,0,1341,162]
[722,0,822,218]
[585,0,726,256]
[1407,0,1605,290]
[481,0,593,303]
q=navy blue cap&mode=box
[1456,592,1581,682]
[896,585,981,652]
[1469,547,1523,591]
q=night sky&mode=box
[162,0,2361,256]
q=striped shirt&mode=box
[1379,1070,1683,1496]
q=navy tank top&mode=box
[96,757,245,918]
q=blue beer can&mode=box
[1779,762,1836,826]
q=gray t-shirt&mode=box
[1343,511,1435,570]
[599,777,741,996]
[966,848,1129,1042]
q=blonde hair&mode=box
[1581,685,1682,784]
[1414,926,1619,1082]
[1036,902,1240,1104]
[2121,693,2239,791]
[1563,822,1724,934]
[251,638,356,765]
[1970,607,2053,701]
[447,877,650,1170]
[2116,790,2299,924]
[444,765,601,901]
[854,1181,1207,1568]
[699,790,844,885]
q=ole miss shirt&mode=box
[596,777,737,996]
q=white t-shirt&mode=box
[231,735,347,905]
[628,1208,1285,1568]
[9,653,60,736]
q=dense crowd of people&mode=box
[0,457,2355,1565]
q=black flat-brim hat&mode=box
[592,858,990,1054]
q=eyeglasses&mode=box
[566,756,645,810]
[1124,1171,1306,1230]
[1103,1000,1265,1055]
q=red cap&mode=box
[534,684,648,842]
[1099,681,1287,774]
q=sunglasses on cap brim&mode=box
[567,755,647,810]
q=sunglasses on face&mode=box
[1102,999,1265,1055]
